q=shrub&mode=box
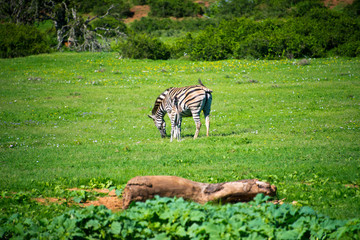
[77,0,132,18]
[115,33,171,60]
[206,0,257,18]
[172,10,360,60]
[332,41,360,57]
[184,26,233,61]
[91,16,128,37]
[130,17,219,36]
[149,0,202,18]
[291,0,325,17]
[0,23,51,58]
[343,0,360,17]
[132,0,149,5]
[130,17,175,34]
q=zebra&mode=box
[148,80,212,141]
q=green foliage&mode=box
[343,0,360,17]
[130,17,220,37]
[130,17,174,33]
[174,10,360,60]
[206,0,326,19]
[132,0,149,5]
[1,196,360,239]
[114,33,171,59]
[0,23,51,58]
[183,27,233,61]
[290,0,326,17]
[206,0,258,18]
[91,16,128,37]
[149,0,202,18]
[77,0,132,17]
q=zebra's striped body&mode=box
[148,80,212,141]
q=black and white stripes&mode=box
[148,80,212,141]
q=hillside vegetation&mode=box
[1,0,359,59]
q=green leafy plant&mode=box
[1,196,359,239]
[0,23,51,58]
[149,0,202,18]
[115,33,171,60]
[91,16,128,37]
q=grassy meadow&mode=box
[1,52,360,219]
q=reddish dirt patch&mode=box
[35,189,123,211]
[82,196,122,211]
[34,197,63,204]
[124,5,150,23]
[123,1,211,23]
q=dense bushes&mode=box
[77,0,132,17]
[173,9,360,60]
[114,33,171,60]
[91,16,128,37]
[149,0,202,18]
[206,0,326,19]
[3,0,359,59]
[0,23,51,58]
[206,0,258,18]
[130,17,219,36]
[119,7,360,61]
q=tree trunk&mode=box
[122,176,277,209]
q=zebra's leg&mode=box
[192,114,201,139]
[205,115,210,137]
[170,111,176,142]
[170,129,174,142]
[176,117,182,141]
[204,93,212,137]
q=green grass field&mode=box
[1,52,359,220]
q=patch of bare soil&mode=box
[35,189,123,211]
[82,189,123,211]
[34,197,63,204]
[124,5,150,24]
[123,1,212,23]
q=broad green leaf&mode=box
[115,189,123,196]
[175,226,187,237]
[189,210,206,222]
[110,221,122,235]
[299,206,316,216]
[151,233,170,240]
[85,219,101,230]
[276,230,300,239]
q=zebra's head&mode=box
[148,115,166,138]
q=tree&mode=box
[0,0,56,24]
[0,0,128,52]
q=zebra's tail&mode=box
[198,79,213,93]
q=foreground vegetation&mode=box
[1,53,360,237]
[2,196,360,239]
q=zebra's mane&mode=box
[151,87,173,115]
